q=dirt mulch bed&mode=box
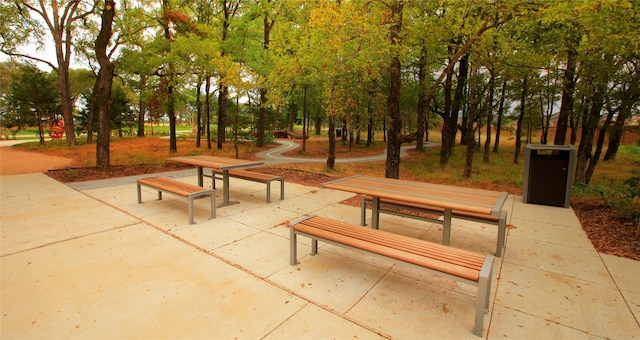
[572,200,640,261]
[46,163,192,183]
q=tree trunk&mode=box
[216,0,236,150]
[384,0,404,179]
[464,64,480,178]
[440,53,468,166]
[205,77,212,149]
[483,70,495,163]
[604,111,625,161]
[86,75,100,143]
[327,113,336,168]
[355,112,361,144]
[540,76,555,144]
[302,85,307,152]
[137,74,146,137]
[36,108,44,145]
[95,0,116,170]
[576,83,606,184]
[315,116,322,135]
[554,47,577,145]
[325,80,338,168]
[56,54,76,146]
[167,76,177,153]
[195,77,202,147]
[49,2,81,147]
[440,63,454,164]
[367,92,374,146]
[569,102,580,145]
[341,118,347,142]
[493,80,506,153]
[217,84,228,149]
[585,103,614,184]
[161,0,177,153]
[256,12,274,147]
[287,102,296,132]
[256,87,268,147]
[605,78,639,160]
[416,42,428,151]
[514,77,527,164]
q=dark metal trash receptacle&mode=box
[523,144,576,208]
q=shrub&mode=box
[598,177,640,237]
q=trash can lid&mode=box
[526,144,575,151]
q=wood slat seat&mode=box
[361,195,507,257]
[290,215,494,337]
[137,177,215,224]
[212,169,284,203]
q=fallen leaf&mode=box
[275,220,290,227]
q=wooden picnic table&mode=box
[166,155,264,207]
[322,175,508,248]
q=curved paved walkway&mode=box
[255,139,439,165]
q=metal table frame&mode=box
[322,175,508,249]
[167,155,264,207]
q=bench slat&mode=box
[138,177,208,196]
[364,196,501,222]
[301,217,486,268]
[137,177,215,224]
[228,169,280,181]
[290,215,494,336]
[213,169,282,181]
[297,217,485,276]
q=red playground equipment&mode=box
[49,119,64,139]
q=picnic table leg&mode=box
[222,169,231,204]
[197,166,204,187]
[442,208,452,245]
[371,196,380,230]
[213,169,240,207]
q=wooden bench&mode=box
[290,215,494,337]
[361,196,507,257]
[212,169,284,203]
[137,177,216,224]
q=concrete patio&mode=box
[1,170,639,339]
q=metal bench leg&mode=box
[290,228,298,265]
[311,238,318,255]
[266,180,272,203]
[496,211,507,257]
[371,197,380,229]
[442,208,452,245]
[279,179,284,201]
[210,192,216,219]
[475,255,494,337]
[137,183,142,203]
[188,195,195,224]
